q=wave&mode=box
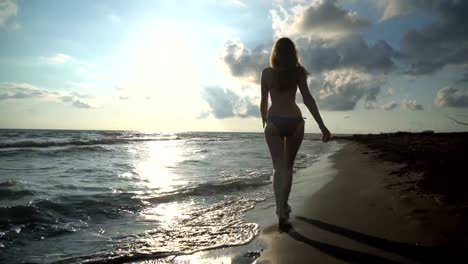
[0,180,21,187]
[0,146,114,158]
[0,188,35,200]
[0,136,181,149]
[0,172,270,228]
[144,173,271,203]
[0,193,145,229]
[0,180,34,200]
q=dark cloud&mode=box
[220,41,270,82]
[298,35,395,74]
[400,1,468,74]
[201,86,259,119]
[219,1,397,112]
[221,0,396,81]
[318,70,384,111]
[372,0,435,20]
[295,0,370,36]
[435,86,468,108]
[271,0,370,39]
[202,86,237,118]
[401,99,424,111]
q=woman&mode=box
[260,37,331,231]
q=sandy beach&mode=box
[257,138,468,264]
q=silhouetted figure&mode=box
[261,37,331,232]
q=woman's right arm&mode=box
[298,72,331,142]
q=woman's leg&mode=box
[283,121,305,214]
[264,122,286,219]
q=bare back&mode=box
[263,67,302,118]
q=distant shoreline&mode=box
[1,127,466,135]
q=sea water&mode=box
[0,129,337,263]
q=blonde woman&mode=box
[261,37,331,231]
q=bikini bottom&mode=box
[268,116,304,137]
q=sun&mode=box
[114,24,207,127]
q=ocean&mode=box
[0,129,339,263]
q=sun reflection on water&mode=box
[141,201,188,226]
[134,140,188,193]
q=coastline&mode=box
[257,140,467,263]
[173,136,468,263]
[173,139,342,263]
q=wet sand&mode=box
[258,139,468,263]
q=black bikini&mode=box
[268,116,304,137]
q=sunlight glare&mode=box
[119,25,205,116]
[135,140,187,192]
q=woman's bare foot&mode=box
[278,218,292,232]
[277,204,292,232]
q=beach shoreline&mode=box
[256,138,468,263]
[172,139,343,263]
[170,134,468,263]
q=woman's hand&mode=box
[321,127,331,142]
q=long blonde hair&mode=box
[270,37,308,91]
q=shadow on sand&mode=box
[286,216,465,264]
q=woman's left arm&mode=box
[260,69,269,128]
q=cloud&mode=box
[41,53,73,63]
[318,69,384,111]
[399,1,468,75]
[370,0,434,21]
[271,0,370,39]
[434,86,468,108]
[364,101,398,111]
[363,101,378,110]
[270,1,395,74]
[401,99,424,111]
[220,40,270,82]
[201,86,259,119]
[72,99,94,109]
[221,0,395,88]
[364,100,398,111]
[0,82,95,109]
[59,95,74,102]
[0,0,16,27]
[298,35,395,74]
[220,35,395,85]
[382,101,398,111]
[219,0,395,112]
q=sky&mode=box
[0,0,467,133]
